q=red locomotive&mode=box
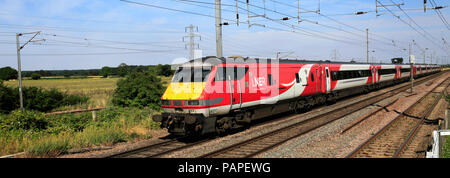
[152,56,440,136]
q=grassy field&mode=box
[5,77,118,110]
[0,75,172,157]
[4,76,172,111]
[443,136,450,158]
[0,108,161,157]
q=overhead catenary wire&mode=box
[0,12,178,26]
[241,1,412,56]
[429,0,450,30]
[2,0,442,62]
[0,31,189,56]
[0,23,185,34]
[0,51,180,56]
[121,0,409,59]
[121,0,406,60]
[41,33,184,47]
[42,38,184,52]
[389,0,442,42]
[266,0,404,43]
[122,0,364,46]
[378,0,449,55]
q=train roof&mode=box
[180,56,440,67]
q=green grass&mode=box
[443,136,450,158]
[0,75,173,157]
[0,107,162,157]
[4,76,171,110]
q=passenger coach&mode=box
[153,56,440,136]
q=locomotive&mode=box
[152,56,440,136]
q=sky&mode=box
[0,0,449,71]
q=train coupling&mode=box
[153,113,210,135]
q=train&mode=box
[152,56,441,136]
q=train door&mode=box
[230,66,242,110]
[394,65,399,79]
[294,64,310,96]
[294,72,301,96]
[374,67,378,84]
[324,66,331,93]
[309,65,317,94]
[316,68,320,93]
[371,66,376,84]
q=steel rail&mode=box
[107,137,214,158]
[199,72,445,158]
[392,82,448,157]
[346,76,449,158]
[108,72,444,159]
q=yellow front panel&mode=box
[162,82,206,100]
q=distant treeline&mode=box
[0,63,174,80]
[22,69,101,77]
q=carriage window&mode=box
[295,73,300,83]
[330,70,372,81]
[400,68,410,73]
[331,71,338,81]
[325,69,329,78]
[378,69,396,75]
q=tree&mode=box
[0,67,18,81]
[391,58,403,64]
[117,63,129,77]
[155,64,174,77]
[100,66,112,78]
[112,70,164,110]
[31,73,41,80]
[0,82,18,113]
[63,70,71,78]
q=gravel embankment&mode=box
[58,130,169,158]
[256,73,449,158]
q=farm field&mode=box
[0,75,172,157]
[4,76,172,111]
[5,77,119,110]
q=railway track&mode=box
[199,73,447,158]
[346,77,450,158]
[105,72,444,158]
[107,137,211,158]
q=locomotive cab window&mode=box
[310,72,314,82]
[172,67,211,83]
[214,67,248,81]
